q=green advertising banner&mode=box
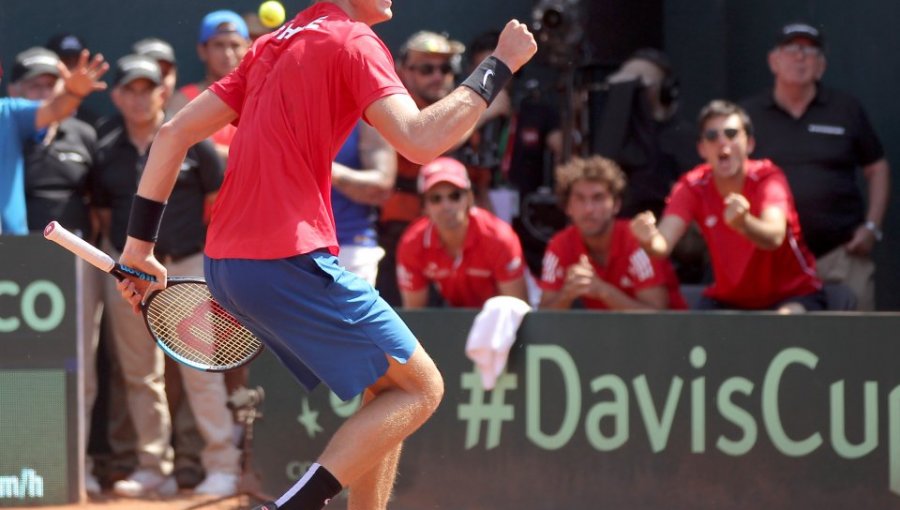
[249,310,900,509]
[0,235,79,506]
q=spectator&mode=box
[10,46,103,495]
[45,33,102,126]
[539,155,686,310]
[167,10,251,162]
[91,55,239,498]
[332,120,397,285]
[600,48,699,219]
[375,30,465,306]
[133,38,178,105]
[629,100,824,313]
[133,34,208,489]
[1,46,106,235]
[397,157,528,308]
[741,22,890,311]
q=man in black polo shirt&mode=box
[91,55,240,498]
[9,45,104,496]
[741,22,891,310]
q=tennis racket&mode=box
[43,221,263,372]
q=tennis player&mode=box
[115,1,537,509]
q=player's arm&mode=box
[723,193,786,250]
[366,20,536,164]
[118,91,237,306]
[35,51,108,129]
[630,212,689,258]
[401,288,429,309]
[497,276,528,303]
[332,122,397,206]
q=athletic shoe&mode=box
[194,471,238,497]
[112,469,178,498]
[85,473,102,495]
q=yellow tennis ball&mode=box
[258,1,286,28]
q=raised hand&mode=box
[723,192,750,231]
[492,20,538,73]
[59,49,109,98]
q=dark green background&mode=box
[250,309,900,509]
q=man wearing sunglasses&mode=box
[397,157,529,309]
[741,22,890,311]
[376,30,466,306]
[630,100,825,313]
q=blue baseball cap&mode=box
[198,10,249,44]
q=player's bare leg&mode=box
[262,346,443,509]
[346,440,402,510]
[321,345,443,484]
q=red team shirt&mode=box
[665,159,820,309]
[539,221,687,310]
[397,208,526,308]
[206,3,408,259]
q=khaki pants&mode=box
[816,246,876,311]
[103,250,240,475]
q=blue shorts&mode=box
[204,251,418,400]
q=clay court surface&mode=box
[35,493,260,510]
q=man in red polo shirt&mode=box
[397,157,528,308]
[115,1,537,508]
[540,155,686,310]
[630,100,824,312]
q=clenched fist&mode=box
[492,20,538,73]
[723,193,750,230]
[629,211,658,245]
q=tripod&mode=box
[184,386,274,510]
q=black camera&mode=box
[531,0,584,67]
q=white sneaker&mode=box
[112,469,178,498]
[194,471,238,497]
[85,473,101,495]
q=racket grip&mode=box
[44,221,116,273]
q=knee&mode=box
[420,364,444,415]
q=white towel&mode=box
[465,296,532,390]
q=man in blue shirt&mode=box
[1,47,107,234]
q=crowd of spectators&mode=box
[0,9,890,501]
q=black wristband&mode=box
[126,195,166,243]
[461,56,512,106]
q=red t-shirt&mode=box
[205,3,408,259]
[397,208,526,308]
[180,83,238,149]
[665,159,821,308]
[539,221,687,310]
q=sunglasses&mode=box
[780,43,821,57]
[407,62,454,76]
[702,127,742,142]
[425,189,464,205]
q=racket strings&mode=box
[146,283,260,369]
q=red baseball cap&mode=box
[417,157,471,193]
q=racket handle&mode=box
[43,221,156,282]
[44,221,116,273]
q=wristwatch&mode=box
[864,220,883,242]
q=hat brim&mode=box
[13,65,60,83]
[422,174,471,193]
[116,72,161,87]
